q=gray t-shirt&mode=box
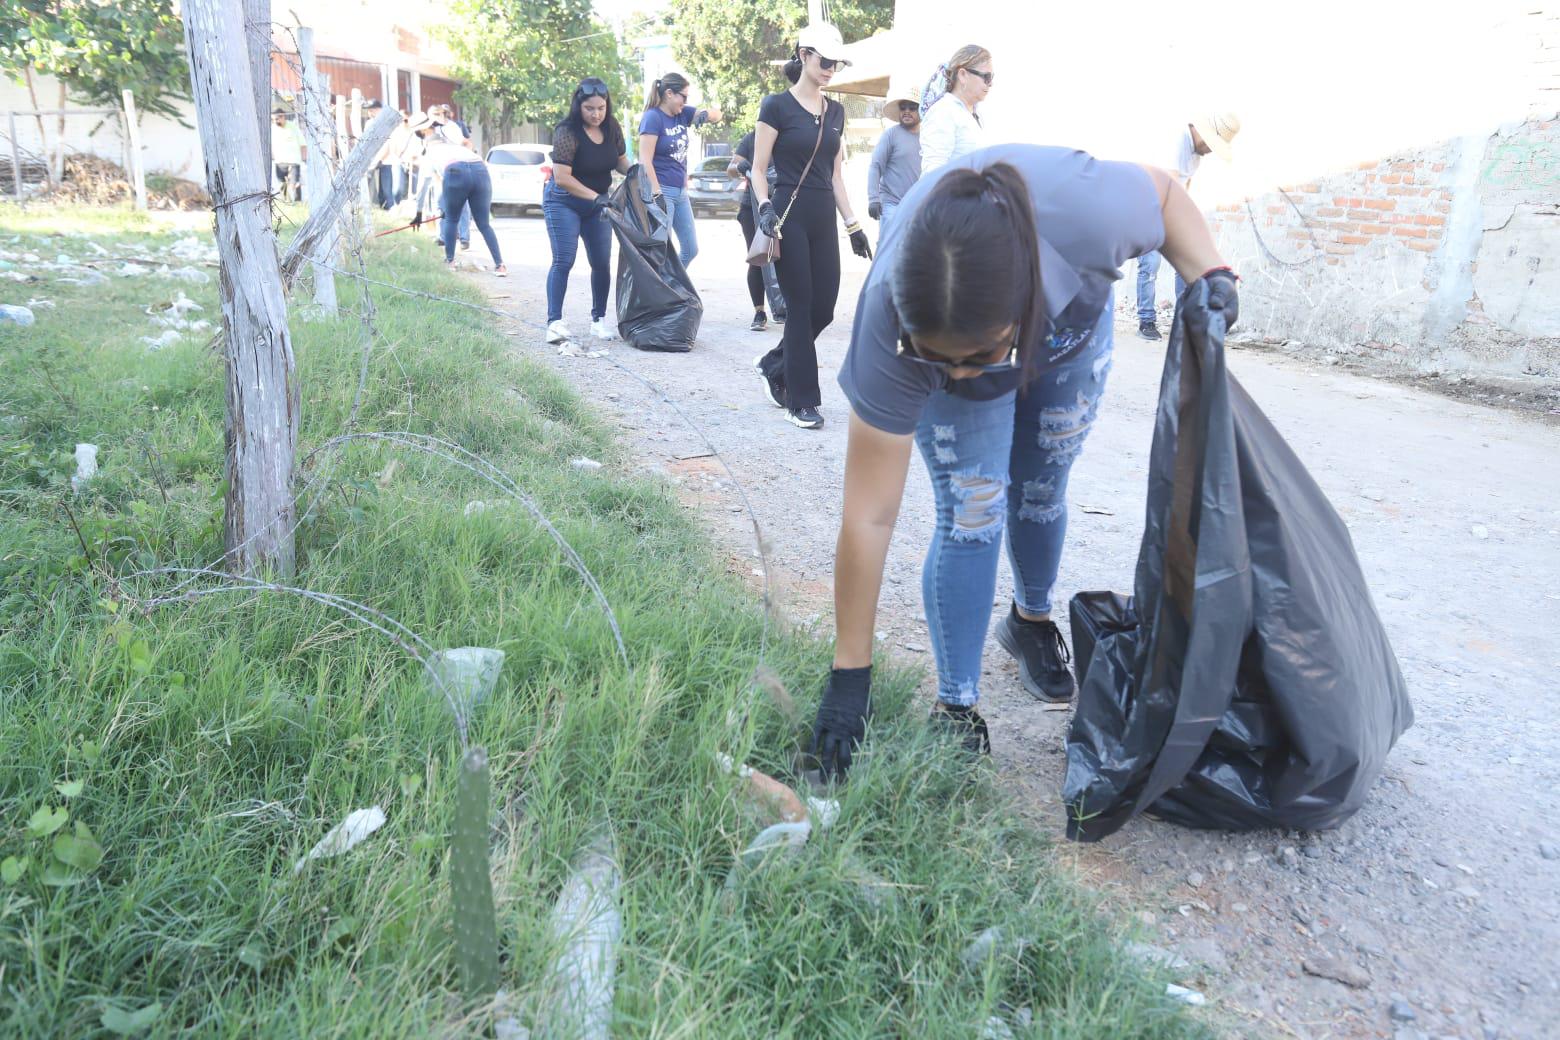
[838,144,1164,435]
[867,124,922,208]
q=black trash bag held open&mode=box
[606,164,703,352]
[1063,282,1413,841]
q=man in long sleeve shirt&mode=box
[1136,112,1241,339]
[867,88,922,231]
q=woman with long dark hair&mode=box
[544,77,631,346]
[807,144,1240,777]
[638,72,723,268]
[750,22,873,430]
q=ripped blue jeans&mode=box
[913,304,1114,707]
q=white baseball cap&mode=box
[797,22,851,65]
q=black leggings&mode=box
[759,188,840,409]
[735,205,766,311]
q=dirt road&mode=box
[479,214,1560,1040]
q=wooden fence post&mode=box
[8,113,21,201]
[182,0,299,577]
[244,0,273,176]
[297,27,337,313]
[121,90,148,211]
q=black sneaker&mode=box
[928,702,991,755]
[994,606,1076,702]
[1137,319,1161,341]
[750,311,768,332]
[786,406,823,429]
[753,356,786,408]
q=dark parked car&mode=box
[686,155,742,217]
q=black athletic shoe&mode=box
[994,606,1076,702]
[750,311,768,332]
[1137,319,1162,341]
[786,406,824,429]
[753,356,786,408]
[928,702,991,755]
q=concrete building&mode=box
[830,0,1560,378]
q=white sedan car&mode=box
[486,143,553,216]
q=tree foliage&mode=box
[667,0,893,136]
[441,0,636,135]
[0,0,189,120]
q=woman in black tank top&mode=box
[544,78,630,347]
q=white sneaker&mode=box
[590,319,617,341]
[545,320,572,345]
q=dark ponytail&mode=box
[783,47,803,85]
[892,162,1046,377]
[646,72,690,110]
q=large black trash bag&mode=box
[606,165,702,352]
[1062,281,1413,841]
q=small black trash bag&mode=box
[1062,281,1413,841]
[606,165,702,352]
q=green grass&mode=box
[0,206,1209,1038]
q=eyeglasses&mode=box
[667,88,687,99]
[578,81,609,98]
[896,328,1021,374]
[965,68,995,86]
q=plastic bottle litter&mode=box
[0,304,35,327]
[427,647,505,714]
[72,444,98,493]
[569,457,604,471]
[141,330,182,350]
[292,806,387,873]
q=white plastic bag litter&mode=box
[292,806,387,873]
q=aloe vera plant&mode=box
[451,746,499,998]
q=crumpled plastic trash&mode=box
[569,457,603,471]
[142,329,182,350]
[72,444,98,493]
[116,262,149,277]
[0,304,35,327]
[292,806,387,873]
[158,265,211,284]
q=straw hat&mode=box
[797,22,852,65]
[407,112,440,135]
[1192,112,1241,161]
[885,77,921,116]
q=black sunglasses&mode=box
[965,68,995,86]
[803,48,844,72]
[578,80,609,98]
[896,328,1021,374]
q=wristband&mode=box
[844,221,862,235]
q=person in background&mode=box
[918,45,992,175]
[363,99,390,207]
[867,81,922,231]
[729,129,785,332]
[408,113,507,276]
[1135,112,1241,339]
[638,72,723,268]
[384,110,413,208]
[543,77,631,346]
[271,109,304,202]
[750,22,872,430]
[809,144,1239,778]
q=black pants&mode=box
[735,205,767,310]
[759,188,839,409]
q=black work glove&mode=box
[411,210,424,230]
[849,228,873,260]
[812,666,872,782]
[591,193,611,213]
[868,199,882,221]
[732,156,752,177]
[1205,267,1239,333]
[756,199,780,238]
[651,192,665,210]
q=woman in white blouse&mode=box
[919,45,993,175]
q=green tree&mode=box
[0,0,189,121]
[667,0,893,136]
[441,0,636,137]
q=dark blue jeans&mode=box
[440,162,502,266]
[543,187,612,322]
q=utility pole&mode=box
[182,0,299,577]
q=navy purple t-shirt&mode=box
[637,106,707,189]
